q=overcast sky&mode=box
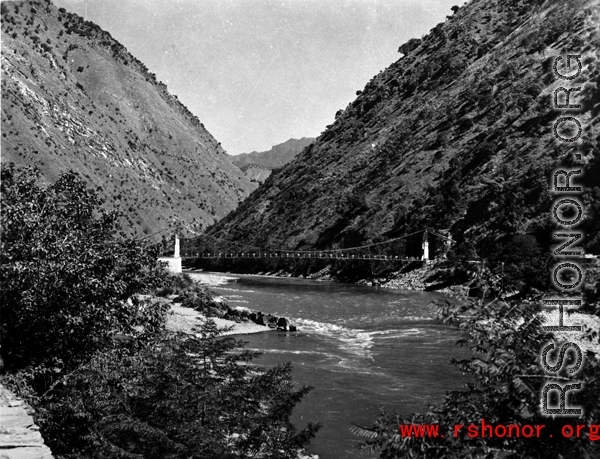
[53,0,459,154]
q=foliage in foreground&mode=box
[0,164,168,378]
[358,299,600,458]
[0,166,320,457]
[34,320,320,459]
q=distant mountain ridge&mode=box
[210,0,600,258]
[230,137,314,184]
[232,137,314,170]
[1,0,254,237]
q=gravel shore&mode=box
[186,271,240,286]
[167,302,271,336]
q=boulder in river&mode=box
[255,315,267,326]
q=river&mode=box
[188,271,470,459]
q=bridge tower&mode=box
[421,230,429,261]
[158,234,182,274]
[174,234,180,258]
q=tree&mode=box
[38,321,320,459]
[0,165,167,377]
[492,234,552,292]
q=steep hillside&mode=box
[211,0,600,260]
[1,0,253,236]
[231,137,315,184]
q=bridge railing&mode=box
[180,252,429,262]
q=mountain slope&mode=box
[210,0,600,258]
[232,137,315,169]
[1,0,253,236]
[231,137,315,184]
[235,164,272,184]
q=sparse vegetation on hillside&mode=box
[208,0,600,296]
[1,0,253,237]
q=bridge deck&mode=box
[179,253,428,261]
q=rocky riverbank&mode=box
[188,272,299,330]
[167,301,273,336]
[243,260,473,296]
[190,259,529,300]
[157,275,298,336]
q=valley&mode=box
[2,1,600,458]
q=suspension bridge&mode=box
[160,229,454,263]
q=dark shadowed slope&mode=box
[210,0,600,259]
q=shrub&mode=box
[489,234,552,292]
[36,322,320,458]
[0,165,167,379]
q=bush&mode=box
[487,234,552,293]
[36,322,320,459]
[0,165,167,379]
[155,285,174,297]
[171,272,195,291]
